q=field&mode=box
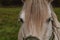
[0,7,21,40]
[0,7,60,40]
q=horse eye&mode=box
[47,18,51,23]
[47,17,53,23]
[20,18,24,23]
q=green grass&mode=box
[0,7,60,40]
[54,8,60,21]
[0,7,21,40]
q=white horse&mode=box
[18,0,60,40]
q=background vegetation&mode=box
[52,0,60,7]
[0,0,60,7]
[0,7,21,40]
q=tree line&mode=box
[0,0,60,7]
[0,0,23,6]
[52,0,60,7]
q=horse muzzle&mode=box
[23,36,40,40]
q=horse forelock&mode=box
[22,0,52,28]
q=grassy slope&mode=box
[0,7,60,40]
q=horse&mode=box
[18,0,60,40]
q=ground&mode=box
[0,7,60,40]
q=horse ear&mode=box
[21,0,25,3]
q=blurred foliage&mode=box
[0,0,23,6]
[54,8,60,21]
[52,0,60,7]
[0,0,60,7]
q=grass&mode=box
[0,7,60,40]
[54,8,60,21]
[0,7,21,40]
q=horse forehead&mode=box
[20,4,51,20]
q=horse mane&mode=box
[23,0,53,30]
